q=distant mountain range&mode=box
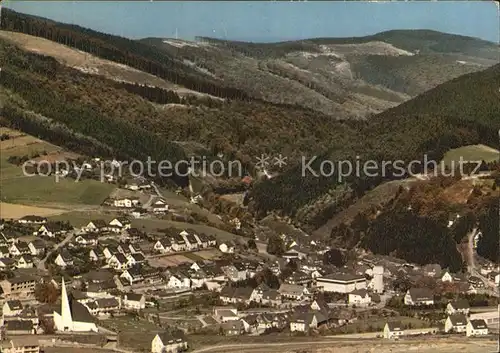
[142,29,498,119]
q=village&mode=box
[0,170,498,353]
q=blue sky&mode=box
[3,1,499,43]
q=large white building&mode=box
[469,305,500,327]
[316,273,366,293]
[53,278,98,332]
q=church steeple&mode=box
[61,277,73,326]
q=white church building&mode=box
[53,278,98,332]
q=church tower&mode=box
[61,278,72,330]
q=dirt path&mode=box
[191,338,496,353]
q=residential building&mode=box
[154,239,172,254]
[17,216,46,225]
[466,319,488,337]
[108,253,129,271]
[28,240,45,256]
[348,289,372,306]
[0,337,40,353]
[383,321,404,339]
[113,198,139,208]
[446,300,470,315]
[82,220,107,233]
[3,300,23,316]
[9,242,30,257]
[444,314,468,333]
[213,307,239,322]
[404,288,434,306]
[152,199,169,214]
[16,255,34,269]
[123,293,145,310]
[151,332,187,353]
[55,251,74,268]
[278,283,309,301]
[75,234,98,247]
[109,217,131,230]
[36,222,68,238]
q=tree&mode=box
[40,317,55,334]
[34,282,59,304]
[266,234,285,256]
[323,248,345,267]
[247,239,257,251]
[254,268,280,289]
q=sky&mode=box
[3,1,499,43]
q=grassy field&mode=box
[132,218,242,242]
[49,210,122,227]
[0,201,68,219]
[335,316,428,334]
[441,144,499,169]
[0,127,115,207]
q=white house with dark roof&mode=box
[154,239,172,254]
[16,255,34,269]
[89,248,105,262]
[446,300,470,315]
[3,300,23,316]
[348,289,372,306]
[28,240,45,256]
[113,197,140,208]
[151,332,187,353]
[75,234,98,247]
[466,319,488,337]
[109,217,131,230]
[126,253,146,267]
[120,267,144,285]
[108,253,129,271]
[383,321,404,339]
[36,222,68,238]
[9,242,30,257]
[152,198,169,214]
[55,251,74,268]
[444,314,468,333]
[278,284,309,300]
[17,215,47,224]
[82,220,107,233]
[404,288,434,306]
[123,292,145,310]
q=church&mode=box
[53,278,98,332]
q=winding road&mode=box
[37,230,77,271]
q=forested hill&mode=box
[0,8,250,100]
[249,63,500,225]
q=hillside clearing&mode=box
[0,30,215,99]
[441,144,499,168]
[0,127,115,207]
[0,202,69,219]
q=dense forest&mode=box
[249,63,500,226]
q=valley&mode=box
[0,5,498,353]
